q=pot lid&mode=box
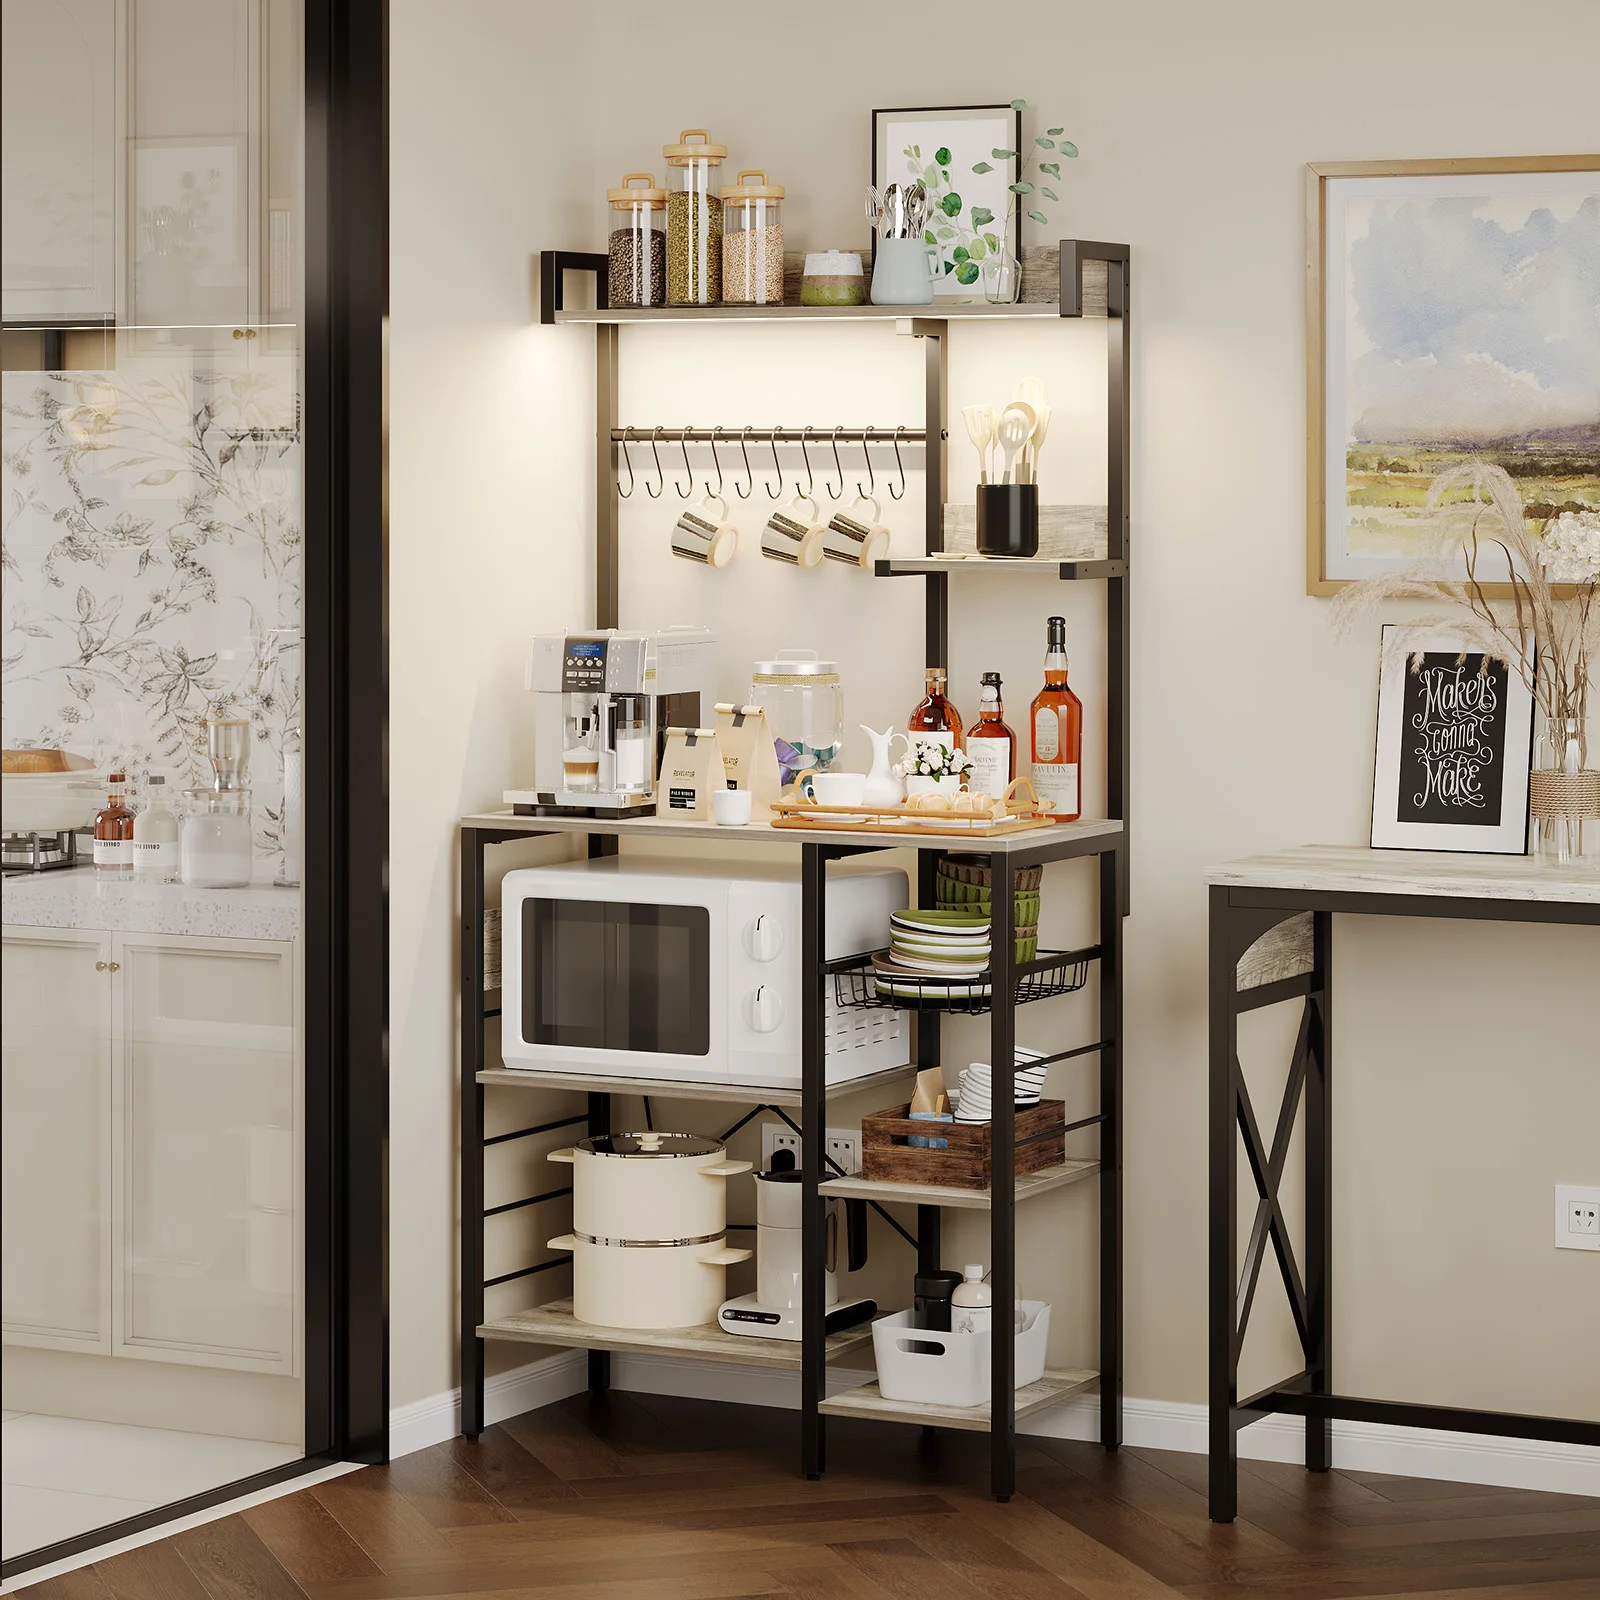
[579,1131,724,1158]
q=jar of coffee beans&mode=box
[606,173,667,308]
[663,128,726,305]
[720,169,785,305]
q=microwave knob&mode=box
[744,985,784,1033]
[743,914,784,962]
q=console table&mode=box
[1205,844,1600,1522]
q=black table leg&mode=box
[1208,885,1239,1521]
[460,828,487,1438]
[800,844,828,1479]
[1305,910,1333,1471]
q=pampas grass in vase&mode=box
[1335,462,1599,863]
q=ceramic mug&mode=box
[672,492,738,567]
[760,490,825,568]
[822,493,890,568]
[811,771,867,808]
[711,788,753,826]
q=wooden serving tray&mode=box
[770,776,1053,837]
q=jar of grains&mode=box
[606,173,667,307]
[663,128,726,305]
[720,169,785,304]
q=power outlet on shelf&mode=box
[760,1123,862,1176]
[1555,1184,1600,1252]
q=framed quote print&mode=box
[1371,627,1535,854]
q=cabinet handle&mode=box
[107,961,120,972]
[95,961,107,971]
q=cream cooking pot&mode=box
[547,1231,752,1329]
[549,1131,751,1244]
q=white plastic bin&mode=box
[871,1300,1051,1408]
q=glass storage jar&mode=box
[750,650,844,771]
[180,788,253,888]
[720,169,785,305]
[663,128,726,305]
[606,173,667,308]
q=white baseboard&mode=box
[388,1350,588,1460]
[392,1354,1599,1498]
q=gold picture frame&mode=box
[1305,155,1600,597]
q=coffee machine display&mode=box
[505,626,716,818]
[718,1169,875,1341]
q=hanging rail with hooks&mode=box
[615,425,921,501]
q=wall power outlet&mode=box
[761,1123,862,1176]
[1554,1184,1600,1252]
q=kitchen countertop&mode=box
[2,867,301,942]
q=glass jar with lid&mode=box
[180,788,253,888]
[720,169,785,305]
[750,650,844,771]
[663,128,726,305]
[606,173,667,308]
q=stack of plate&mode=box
[870,909,992,1005]
[884,909,990,975]
[954,1048,1049,1124]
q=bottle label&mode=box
[967,738,1012,800]
[1031,763,1079,817]
[93,838,132,867]
[132,839,179,876]
[1034,707,1059,761]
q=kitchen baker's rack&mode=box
[458,240,1129,1502]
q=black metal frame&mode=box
[461,242,1131,1504]
[1,0,390,1583]
[1208,882,1600,1523]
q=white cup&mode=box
[811,771,867,807]
[672,492,739,567]
[822,493,890,569]
[760,491,825,568]
[712,788,754,826]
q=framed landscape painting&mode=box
[872,104,1021,298]
[1306,157,1600,595]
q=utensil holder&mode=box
[976,484,1038,557]
[869,237,934,306]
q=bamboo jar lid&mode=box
[663,128,727,163]
[607,173,667,208]
[720,169,784,201]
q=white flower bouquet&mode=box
[896,737,974,782]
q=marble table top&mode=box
[1207,844,1600,906]
[2,867,300,941]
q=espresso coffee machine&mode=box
[505,626,715,817]
[718,1170,875,1341]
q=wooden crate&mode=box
[861,1100,1066,1191]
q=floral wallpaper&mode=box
[2,368,300,868]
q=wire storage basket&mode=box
[830,949,1091,1016]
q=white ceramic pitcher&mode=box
[861,724,907,807]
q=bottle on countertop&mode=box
[966,672,1016,799]
[951,1263,992,1335]
[93,771,134,872]
[907,667,964,752]
[132,774,180,881]
[1029,615,1082,821]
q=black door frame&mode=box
[2,0,389,1582]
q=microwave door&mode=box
[525,898,608,1049]
[613,903,711,1056]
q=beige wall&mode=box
[389,0,1600,1422]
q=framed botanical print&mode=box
[872,104,1022,296]
[1371,626,1535,854]
[1306,156,1600,596]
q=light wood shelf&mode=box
[819,1367,1099,1432]
[554,302,1077,325]
[820,1158,1100,1212]
[479,1297,877,1370]
[877,557,1125,580]
[476,1062,914,1107]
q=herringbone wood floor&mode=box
[23,1391,1600,1599]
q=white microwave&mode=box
[499,858,909,1091]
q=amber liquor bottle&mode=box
[1029,616,1082,821]
[966,672,1016,799]
[93,771,134,872]
[907,666,964,751]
